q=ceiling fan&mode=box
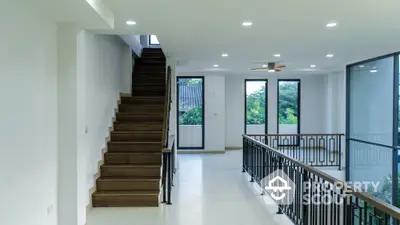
[250,62,286,72]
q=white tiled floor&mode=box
[86,151,294,225]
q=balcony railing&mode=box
[247,133,344,169]
[242,134,400,225]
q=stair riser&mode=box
[136,66,166,71]
[132,87,166,92]
[107,143,161,152]
[111,133,162,142]
[101,167,161,177]
[116,114,163,122]
[133,78,165,85]
[114,123,163,131]
[140,61,166,65]
[105,154,161,164]
[96,180,160,191]
[133,91,165,96]
[93,195,159,207]
[118,105,164,113]
[121,98,165,105]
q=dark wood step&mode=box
[114,122,163,131]
[101,164,161,177]
[110,131,162,142]
[118,104,164,113]
[133,76,165,85]
[116,113,164,122]
[135,72,166,76]
[142,48,163,53]
[132,85,165,92]
[107,141,162,152]
[105,152,161,164]
[96,177,160,191]
[140,59,166,65]
[92,190,159,207]
[132,90,165,96]
[120,96,165,105]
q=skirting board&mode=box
[178,150,225,154]
[225,146,242,151]
[86,94,125,217]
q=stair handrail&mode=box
[242,134,400,223]
[161,66,172,148]
[161,66,174,204]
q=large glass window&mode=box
[245,80,267,134]
[347,56,395,204]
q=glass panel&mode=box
[349,140,393,204]
[349,56,394,145]
[278,81,300,135]
[178,78,203,149]
[245,80,267,134]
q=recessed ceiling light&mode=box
[268,69,275,73]
[359,65,365,68]
[262,64,268,68]
[221,53,229,57]
[274,54,281,57]
[326,54,334,58]
[310,64,316,68]
[326,22,337,27]
[126,20,137,25]
[242,21,253,27]
[370,69,378,73]
[213,64,219,68]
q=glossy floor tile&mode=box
[86,151,293,225]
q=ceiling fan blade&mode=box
[275,64,286,68]
[250,68,269,71]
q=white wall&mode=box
[225,75,328,147]
[325,71,346,134]
[0,1,58,225]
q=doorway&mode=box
[277,80,300,145]
[245,79,268,134]
[176,77,205,149]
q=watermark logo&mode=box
[261,169,296,205]
[261,170,381,206]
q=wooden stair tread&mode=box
[114,121,162,124]
[117,112,163,115]
[94,190,159,196]
[108,141,161,144]
[111,131,162,134]
[101,164,161,168]
[98,177,160,181]
[122,96,164,99]
[105,152,161,155]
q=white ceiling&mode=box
[35,0,400,76]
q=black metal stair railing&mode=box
[247,134,344,169]
[161,66,175,205]
[242,134,400,225]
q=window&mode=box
[149,35,160,45]
[245,80,268,134]
[278,80,300,135]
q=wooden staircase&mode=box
[92,48,167,207]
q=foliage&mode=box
[246,87,265,124]
[369,174,400,206]
[278,82,299,124]
[179,106,203,125]
[279,108,298,124]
